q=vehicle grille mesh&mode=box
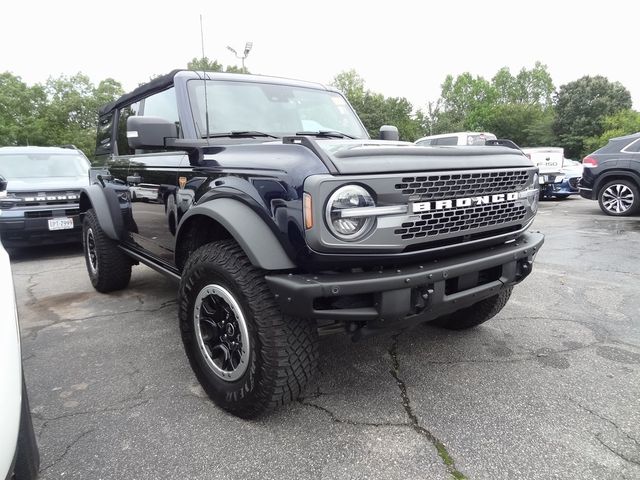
[394,202,528,240]
[394,170,530,199]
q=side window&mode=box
[416,139,432,146]
[435,136,458,146]
[623,138,640,153]
[95,113,114,156]
[142,88,180,134]
[116,102,141,156]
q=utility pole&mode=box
[226,42,253,71]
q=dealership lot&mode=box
[11,197,640,480]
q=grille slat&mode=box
[395,202,527,240]
[395,170,529,199]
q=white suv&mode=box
[415,131,497,146]
[0,231,39,478]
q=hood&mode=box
[6,176,89,193]
[316,140,534,174]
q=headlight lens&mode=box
[325,185,375,240]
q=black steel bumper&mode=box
[266,231,544,329]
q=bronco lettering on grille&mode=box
[412,192,519,213]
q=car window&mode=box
[0,153,90,178]
[116,102,141,156]
[416,139,432,146]
[623,138,640,153]
[142,88,180,126]
[434,136,458,146]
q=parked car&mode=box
[521,147,581,199]
[0,236,40,479]
[579,132,640,216]
[0,146,91,247]
[415,131,497,146]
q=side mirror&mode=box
[127,116,178,150]
[0,175,7,194]
[379,125,399,141]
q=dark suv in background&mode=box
[0,146,91,247]
[579,132,640,216]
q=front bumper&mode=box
[266,231,544,330]
[0,209,81,247]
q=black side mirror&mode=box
[379,125,399,141]
[0,175,7,195]
[127,116,178,150]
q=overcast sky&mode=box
[2,0,638,110]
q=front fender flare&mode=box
[79,184,125,240]
[177,198,296,270]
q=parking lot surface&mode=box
[11,197,640,480]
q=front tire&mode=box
[433,287,512,330]
[597,179,639,216]
[82,209,132,292]
[179,240,318,418]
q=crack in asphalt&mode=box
[573,400,640,447]
[389,333,467,480]
[39,428,95,473]
[595,434,640,467]
[23,299,178,340]
[299,400,409,428]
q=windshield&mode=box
[0,153,90,179]
[187,80,368,139]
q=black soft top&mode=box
[98,69,182,116]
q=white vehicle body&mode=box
[521,147,564,175]
[415,131,497,147]
[0,242,22,477]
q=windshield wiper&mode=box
[295,130,357,139]
[203,131,279,139]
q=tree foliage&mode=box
[553,75,632,158]
[332,70,423,141]
[583,109,640,154]
[187,57,248,74]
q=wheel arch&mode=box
[79,185,125,240]
[175,199,296,272]
[594,170,640,197]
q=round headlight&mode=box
[325,185,375,241]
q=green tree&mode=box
[188,57,224,72]
[583,109,640,154]
[0,72,46,146]
[553,75,632,158]
[331,70,423,141]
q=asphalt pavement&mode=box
[11,196,640,480]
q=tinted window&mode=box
[143,88,179,126]
[416,139,432,146]
[434,137,458,146]
[116,102,140,156]
[0,153,90,179]
[623,138,640,153]
[96,113,114,156]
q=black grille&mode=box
[12,191,80,207]
[394,202,527,240]
[24,208,80,219]
[394,170,529,199]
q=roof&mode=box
[98,69,334,117]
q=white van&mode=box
[415,131,497,146]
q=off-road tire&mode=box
[597,179,640,216]
[14,375,40,480]
[179,240,318,418]
[433,287,513,330]
[82,209,132,293]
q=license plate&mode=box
[48,217,74,231]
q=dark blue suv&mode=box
[80,70,544,417]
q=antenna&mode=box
[200,14,210,144]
